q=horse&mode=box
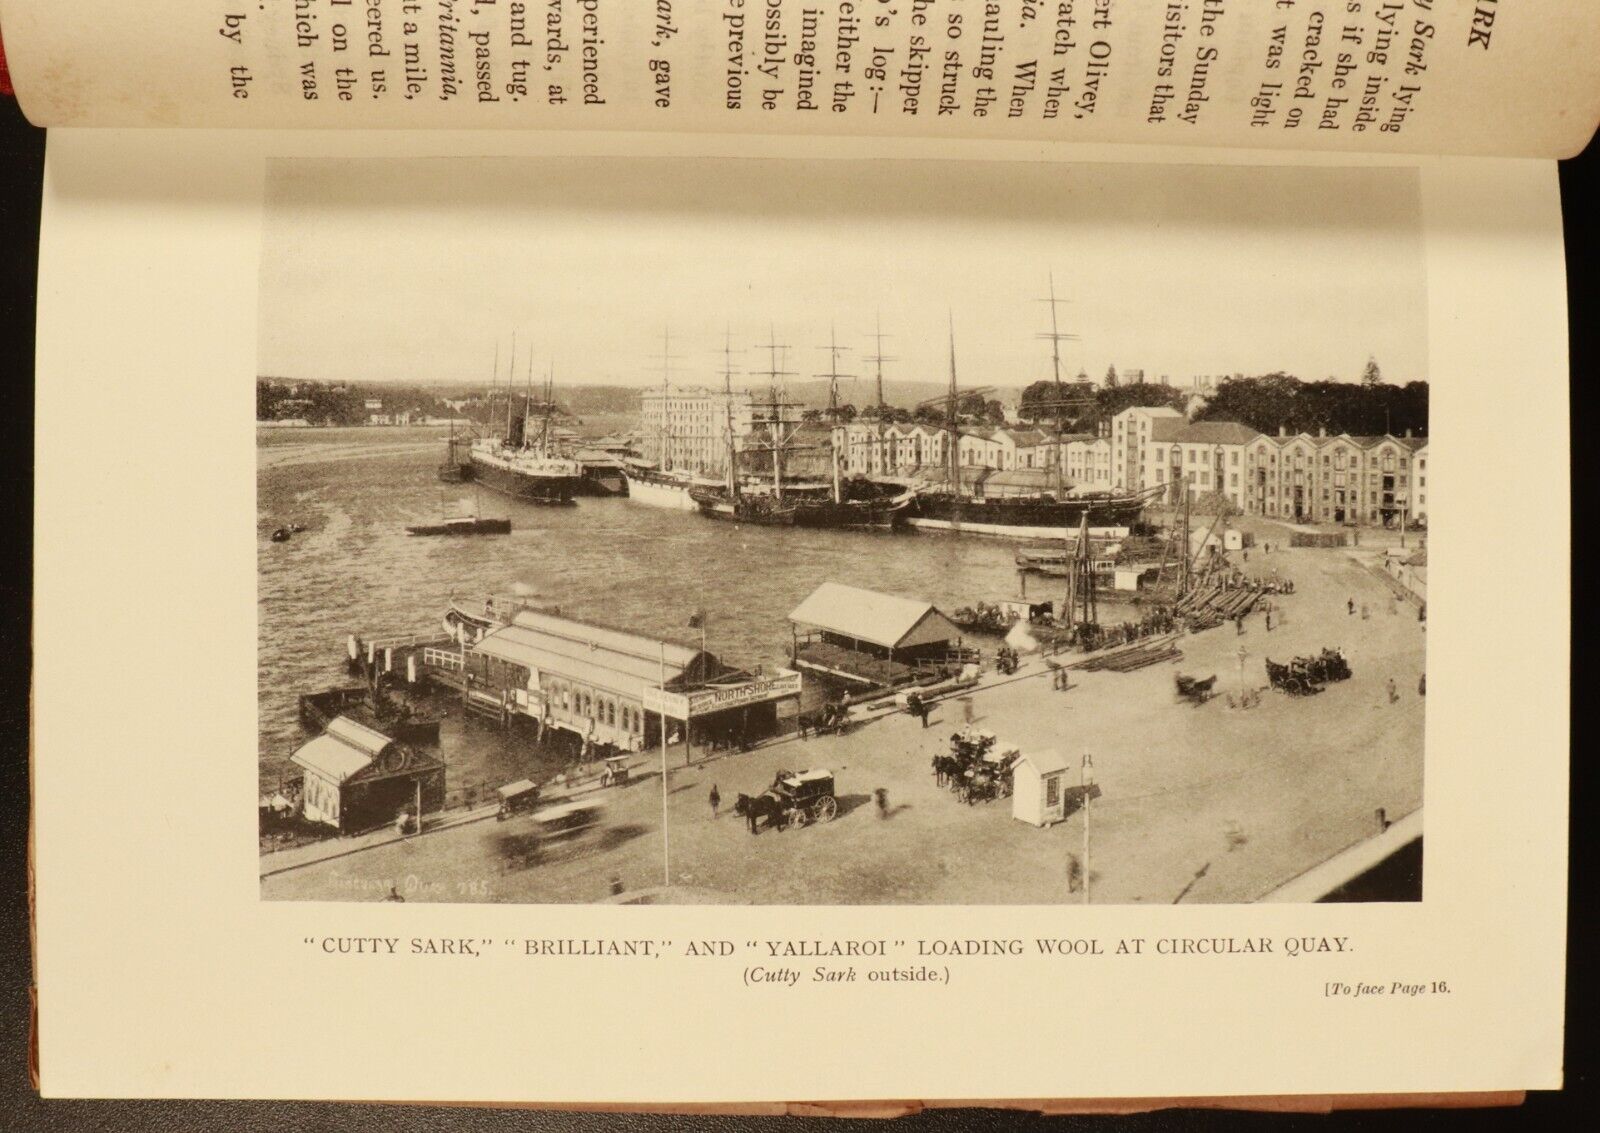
[734,791,788,835]
[796,703,847,739]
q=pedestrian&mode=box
[1386,677,1398,703]
[1235,614,1244,636]
[1418,673,1426,697]
[1347,597,1355,616]
[709,783,721,819]
[385,886,405,902]
[875,788,889,819]
[1242,549,1249,562]
[1265,610,1274,632]
[918,698,931,729]
[1067,854,1083,894]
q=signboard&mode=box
[641,670,803,719]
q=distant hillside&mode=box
[261,376,962,414]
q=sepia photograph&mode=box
[255,156,1429,906]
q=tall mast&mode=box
[752,326,796,502]
[865,313,895,412]
[523,351,534,448]
[816,324,854,503]
[505,332,517,440]
[719,328,741,496]
[1035,270,1080,439]
[864,315,896,474]
[649,328,683,470]
[542,360,555,455]
[489,340,500,437]
[815,324,853,422]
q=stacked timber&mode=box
[1174,582,1263,631]
[1071,633,1183,673]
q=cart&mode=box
[773,769,839,827]
[600,756,631,787]
[495,779,541,821]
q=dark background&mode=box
[0,97,1589,1130]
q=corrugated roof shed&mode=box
[471,610,715,701]
[324,716,394,758]
[788,583,959,651]
[291,724,379,783]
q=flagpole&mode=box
[659,641,671,888]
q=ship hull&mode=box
[623,470,701,511]
[905,493,1145,541]
[690,490,797,526]
[574,466,629,497]
[470,458,578,505]
[792,498,908,530]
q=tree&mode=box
[1361,355,1383,386]
[1017,380,1059,422]
[1104,364,1119,389]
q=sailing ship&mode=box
[689,327,913,530]
[690,330,800,526]
[466,345,582,506]
[895,296,1159,540]
[622,330,708,510]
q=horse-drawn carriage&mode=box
[736,769,839,834]
[1265,648,1352,696]
[495,779,541,820]
[796,700,851,738]
[1174,673,1218,705]
[495,798,608,870]
[932,729,1018,805]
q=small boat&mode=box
[406,489,511,537]
[406,516,512,537]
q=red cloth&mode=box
[0,25,12,97]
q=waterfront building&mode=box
[1110,406,1183,491]
[639,385,757,475]
[464,607,801,753]
[1146,420,1259,509]
[1062,435,1110,488]
[1411,442,1429,525]
[289,716,446,833]
[788,583,963,687]
[1244,430,1427,525]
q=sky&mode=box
[258,157,1429,393]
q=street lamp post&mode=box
[1237,645,1248,703]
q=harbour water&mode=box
[258,428,1034,794]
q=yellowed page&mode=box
[2,0,1599,156]
[30,129,1567,1102]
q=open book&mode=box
[8,0,1584,1112]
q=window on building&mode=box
[1187,450,1196,464]
[1155,468,1164,482]
[1230,451,1239,466]
[1200,471,1210,486]
[1230,473,1238,487]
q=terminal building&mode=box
[451,603,802,755]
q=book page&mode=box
[31,129,1568,1104]
[2,0,1599,157]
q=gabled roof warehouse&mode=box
[788,583,960,653]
